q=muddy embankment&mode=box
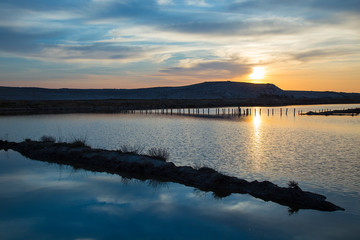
[0,140,344,212]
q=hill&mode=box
[0,81,291,100]
[1,82,360,114]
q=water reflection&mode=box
[252,112,262,133]
[250,113,265,172]
[0,104,359,211]
[1,150,360,239]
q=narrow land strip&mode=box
[303,108,360,116]
[0,139,344,212]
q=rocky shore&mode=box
[0,139,344,212]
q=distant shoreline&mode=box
[303,108,360,116]
[2,82,360,115]
[1,98,360,115]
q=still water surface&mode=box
[0,104,359,239]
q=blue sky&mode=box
[0,0,359,91]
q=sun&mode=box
[249,67,265,80]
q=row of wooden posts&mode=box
[124,107,333,116]
[124,107,316,116]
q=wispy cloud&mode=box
[160,60,251,80]
[293,48,358,62]
[186,0,210,7]
[157,0,173,5]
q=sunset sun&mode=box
[249,67,265,80]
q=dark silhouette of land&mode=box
[304,108,360,116]
[1,81,359,115]
[0,139,344,212]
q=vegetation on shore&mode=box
[147,147,170,161]
[38,135,170,161]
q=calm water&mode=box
[1,104,360,239]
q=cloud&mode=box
[0,27,61,53]
[311,0,360,13]
[33,43,158,64]
[57,43,147,60]
[157,0,173,5]
[160,18,304,37]
[160,60,251,80]
[89,0,160,19]
[229,0,360,12]
[186,0,210,7]
[228,0,360,20]
[292,48,358,62]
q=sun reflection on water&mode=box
[251,112,264,171]
[253,113,261,133]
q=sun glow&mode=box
[249,67,265,80]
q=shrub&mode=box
[198,166,217,174]
[40,135,56,143]
[147,147,169,161]
[288,180,299,188]
[70,137,88,147]
[118,144,144,154]
[24,138,31,142]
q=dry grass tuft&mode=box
[147,147,169,161]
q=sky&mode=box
[0,0,359,92]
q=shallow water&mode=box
[0,104,360,239]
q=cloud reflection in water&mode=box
[1,149,360,239]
